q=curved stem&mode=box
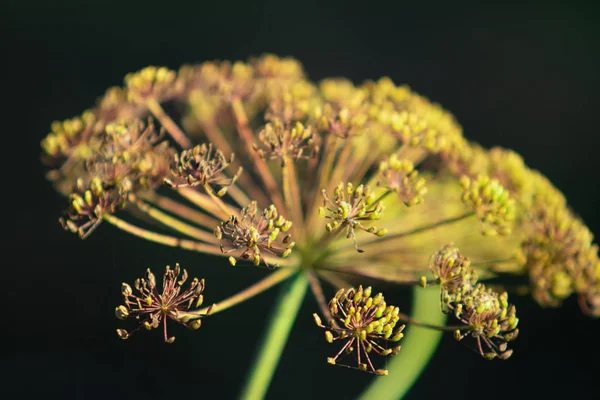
[231,98,286,213]
[146,98,192,149]
[240,272,308,400]
[103,213,223,256]
[333,211,475,254]
[282,157,303,227]
[357,286,446,400]
[186,268,296,318]
[307,271,340,329]
[141,192,218,229]
[203,184,234,217]
[397,312,467,332]
[178,187,233,219]
[134,200,218,243]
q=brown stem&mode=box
[307,270,340,329]
[146,98,192,149]
[230,98,286,213]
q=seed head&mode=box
[125,66,179,104]
[313,286,404,375]
[320,182,387,252]
[254,119,319,165]
[452,284,519,360]
[116,263,213,343]
[165,143,242,195]
[521,205,599,311]
[429,245,478,310]
[216,201,295,268]
[378,154,427,206]
[460,175,515,236]
[60,177,129,239]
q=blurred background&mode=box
[3,1,599,398]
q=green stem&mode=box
[357,286,446,400]
[240,272,309,400]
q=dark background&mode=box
[3,1,600,399]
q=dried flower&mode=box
[60,177,129,238]
[165,143,243,195]
[452,284,519,360]
[116,264,214,343]
[313,286,404,375]
[215,201,295,268]
[429,244,478,310]
[254,120,319,165]
[58,119,174,238]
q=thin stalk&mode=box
[240,272,308,400]
[103,214,223,256]
[225,183,253,208]
[307,270,340,329]
[397,312,468,332]
[203,184,234,217]
[370,189,392,207]
[186,268,296,318]
[178,187,234,219]
[134,200,218,243]
[305,135,337,232]
[146,98,192,149]
[230,98,286,213]
[317,270,352,290]
[375,211,475,243]
[357,286,446,400]
[141,192,218,229]
[201,121,270,207]
[104,213,292,267]
[326,139,353,192]
[282,157,303,228]
[333,211,475,254]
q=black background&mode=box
[3,1,600,399]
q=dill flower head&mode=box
[320,182,387,252]
[429,244,478,309]
[116,263,214,343]
[165,143,243,194]
[215,201,295,267]
[452,284,519,360]
[313,286,404,375]
[41,54,599,391]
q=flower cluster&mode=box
[428,244,478,310]
[165,143,243,195]
[521,206,600,315]
[313,286,404,375]
[254,120,319,165]
[116,264,214,343]
[215,201,295,268]
[41,54,599,393]
[429,245,518,360]
[453,284,519,360]
[377,154,427,206]
[59,120,173,237]
[459,175,515,236]
[320,182,387,252]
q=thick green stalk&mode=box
[357,286,446,400]
[240,272,309,400]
